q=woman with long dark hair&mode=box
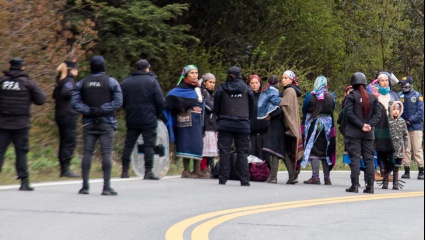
[344,72,381,193]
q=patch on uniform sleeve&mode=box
[419,96,424,101]
[65,82,73,89]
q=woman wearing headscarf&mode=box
[264,71,302,184]
[345,72,381,194]
[301,76,336,185]
[247,74,269,161]
[279,70,302,184]
[53,60,80,178]
[199,73,218,177]
[374,72,399,180]
[165,65,204,178]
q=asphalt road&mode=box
[0,171,423,240]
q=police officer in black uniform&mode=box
[120,59,165,179]
[0,57,46,191]
[214,66,255,186]
[71,56,123,196]
[344,72,381,194]
[53,60,80,178]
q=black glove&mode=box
[90,107,103,117]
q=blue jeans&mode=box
[81,122,115,189]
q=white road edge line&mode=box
[0,175,181,190]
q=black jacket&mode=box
[121,70,165,130]
[214,79,255,133]
[203,87,217,132]
[0,70,46,129]
[250,91,269,134]
[53,75,78,117]
[345,89,381,139]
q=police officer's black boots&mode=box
[19,178,34,191]
[401,166,410,179]
[121,164,130,178]
[79,181,89,194]
[418,167,424,180]
[101,181,117,196]
[363,180,374,194]
[144,169,159,180]
[60,163,80,178]
[346,177,359,193]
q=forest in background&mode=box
[0,0,423,180]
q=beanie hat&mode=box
[227,66,242,80]
[10,57,26,70]
[135,59,151,70]
[90,55,105,73]
[64,60,78,69]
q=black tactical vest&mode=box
[0,76,31,115]
[81,74,114,117]
[220,88,249,118]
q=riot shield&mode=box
[131,120,170,178]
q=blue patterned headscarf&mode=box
[312,76,328,100]
[177,64,198,85]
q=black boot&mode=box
[144,169,159,180]
[382,171,389,189]
[401,166,410,179]
[19,178,34,191]
[60,163,80,178]
[363,179,374,194]
[101,180,117,196]
[121,164,130,178]
[418,167,424,180]
[346,177,359,193]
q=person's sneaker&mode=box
[303,178,321,185]
[241,182,250,186]
[101,188,117,196]
[198,169,212,179]
[181,170,198,179]
[78,188,89,195]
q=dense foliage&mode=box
[0,0,423,179]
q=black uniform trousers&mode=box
[0,127,30,179]
[218,131,250,184]
[346,136,375,182]
[55,114,78,166]
[122,128,157,170]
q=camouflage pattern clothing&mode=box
[388,101,408,160]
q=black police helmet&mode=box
[350,72,367,86]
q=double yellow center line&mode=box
[165,192,424,240]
